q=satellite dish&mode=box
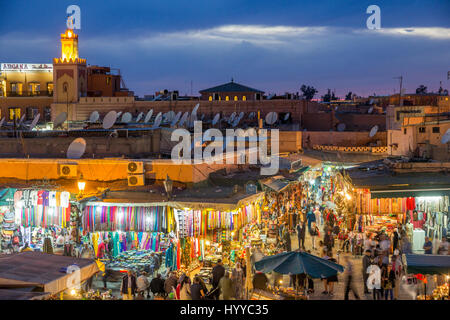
[284,113,290,121]
[441,129,450,144]
[212,113,220,125]
[89,111,99,123]
[192,103,200,116]
[369,99,375,105]
[144,109,153,123]
[135,112,144,122]
[116,111,122,119]
[368,107,373,114]
[179,112,189,126]
[238,112,244,120]
[67,138,87,159]
[162,112,169,122]
[337,123,346,132]
[232,117,240,127]
[201,114,205,121]
[167,111,175,122]
[53,112,67,129]
[121,112,132,123]
[102,111,117,129]
[369,125,379,137]
[153,112,162,128]
[171,112,182,126]
[18,114,26,126]
[29,113,40,131]
[248,112,256,119]
[0,117,4,128]
[265,112,278,125]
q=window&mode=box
[242,95,246,101]
[234,96,238,101]
[432,127,440,133]
[28,83,40,95]
[11,83,23,95]
[44,107,51,122]
[208,96,212,101]
[26,107,38,120]
[47,83,54,95]
[106,77,111,85]
[225,96,229,101]
[419,127,426,133]
[9,107,21,120]
[255,93,261,100]
[403,128,407,135]
[396,111,400,121]
[213,93,219,101]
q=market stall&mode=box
[0,251,99,295]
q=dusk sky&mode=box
[1,0,449,97]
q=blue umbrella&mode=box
[254,251,344,279]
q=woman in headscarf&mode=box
[231,262,245,300]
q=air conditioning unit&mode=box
[127,161,144,174]
[128,174,145,186]
[58,164,78,177]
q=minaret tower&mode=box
[52,27,87,119]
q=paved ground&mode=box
[91,226,424,300]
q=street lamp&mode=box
[78,174,86,196]
[163,174,173,200]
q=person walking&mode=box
[320,249,330,294]
[362,249,372,294]
[179,275,192,300]
[438,237,449,255]
[325,250,338,296]
[309,222,320,251]
[120,270,137,300]
[136,271,150,298]
[150,273,166,299]
[164,271,178,298]
[219,271,235,300]
[296,220,306,250]
[324,230,334,252]
[211,259,225,300]
[343,255,360,300]
[392,229,400,253]
[190,276,206,300]
[382,264,395,300]
[366,262,382,300]
[391,253,403,300]
[231,262,245,300]
[283,229,292,252]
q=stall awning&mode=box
[261,176,290,192]
[405,254,450,275]
[371,188,450,199]
[0,252,99,295]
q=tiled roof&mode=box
[199,81,264,93]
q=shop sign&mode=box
[1,63,53,72]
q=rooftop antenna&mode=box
[284,112,290,121]
[102,111,117,129]
[394,75,403,106]
[67,137,87,159]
